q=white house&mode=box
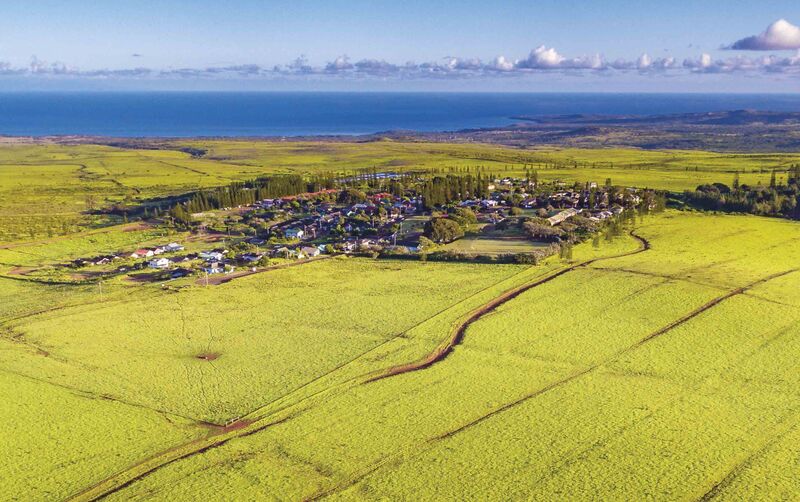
[547,208,579,226]
[131,249,154,258]
[285,228,304,239]
[199,251,224,262]
[148,257,171,269]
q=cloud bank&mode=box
[3,43,800,83]
[728,19,800,51]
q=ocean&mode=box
[0,92,799,137]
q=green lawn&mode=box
[443,235,548,255]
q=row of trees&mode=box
[685,174,800,219]
[419,175,492,209]
[169,175,339,224]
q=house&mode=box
[199,251,224,262]
[285,228,304,239]
[148,257,171,269]
[300,246,321,258]
[339,241,356,252]
[481,199,498,208]
[239,253,263,263]
[203,262,225,274]
[94,257,112,266]
[271,247,293,259]
[164,242,184,252]
[547,208,579,226]
[131,249,154,259]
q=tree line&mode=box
[683,166,800,219]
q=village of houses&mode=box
[65,176,651,283]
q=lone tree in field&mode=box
[84,195,98,211]
[424,217,464,243]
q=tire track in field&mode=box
[363,232,651,383]
[521,319,800,496]
[0,367,209,427]
[66,412,301,502]
[698,417,800,501]
[307,265,799,501]
[153,159,232,180]
[303,232,652,500]
[231,260,564,422]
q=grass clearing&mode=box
[443,235,547,256]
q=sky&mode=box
[1,0,799,92]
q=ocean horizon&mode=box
[1,91,799,138]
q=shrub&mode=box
[514,253,538,265]
[424,218,465,243]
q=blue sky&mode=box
[1,0,799,91]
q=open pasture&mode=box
[443,235,547,256]
[57,212,800,502]
[1,259,529,424]
[3,139,800,241]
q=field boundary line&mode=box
[65,412,301,502]
[698,413,800,501]
[0,367,209,427]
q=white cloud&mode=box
[518,45,565,68]
[487,56,513,71]
[728,19,800,51]
[4,43,800,82]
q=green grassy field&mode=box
[37,211,791,502]
[3,139,800,242]
[443,235,548,255]
[2,139,800,501]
